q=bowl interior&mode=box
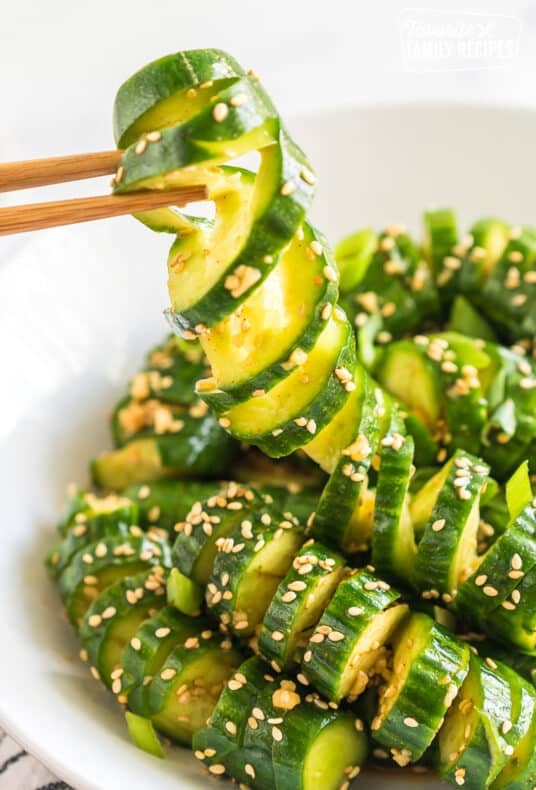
[2,103,535,789]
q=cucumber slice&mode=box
[220,316,356,458]
[172,483,265,584]
[477,227,536,344]
[302,569,408,703]
[492,681,536,789]
[377,338,441,430]
[438,655,527,789]
[119,606,203,716]
[448,296,497,342]
[454,503,536,629]
[311,377,383,552]
[258,540,345,669]
[91,411,237,489]
[335,226,378,293]
[166,568,203,616]
[423,208,459,279]
[59,533,172,626]
[79,569,167,688]
[412,451,489,596]
[47,495,138,579]
[147,633,240,745]
[372,425,416,582]
[121,479,216,533]
[125,712,165,759]
[113,49,244,148]
[207,509,305,636]
[193,656,269,780]
[484,543,536,652]
[272,706,368,790]
[372,613,470,763]
[56,489,138,536]
[201,224,338,413]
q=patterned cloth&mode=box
[0,728,71,789]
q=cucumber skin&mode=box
[120,606,203,715]
[372,430,416,583]
[455,504,536,627]
[79,570,167,688]
[412,451,489,595]
[258,541,345,669]
[225,321,357,459]
[113,49,245,147]
[302,570,403,702]
[372,614,470,762]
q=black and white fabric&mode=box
[0,728,72,789]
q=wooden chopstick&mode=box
[0,149,207,235]
[0,186,207,236]
[0,150,123,192]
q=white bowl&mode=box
[2,102,535,789]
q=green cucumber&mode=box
[310,375,383,552]
[371,613,470,763]
[258,541,345,669]
[59,533,172,626]
[372,425,416,582]
[207,508,305,636]
[47,494,138,579]
[484,548,536,652]
[200,224,338,413]
[91,411,237,489]
[121,479,216,533]
[272,705,368,790]
[219,315,356,458]
[125,712,165,759]
[172,483,264,584]
[454,503,536,629]
[147,632,240,745]
[412,451,489,596]
[438,655,528,789]
[119,605,203,715]
[166,568,203,616]
[79,569,167,688]
[423,208,459,279]
[492,682,536,789]
[448,296,497,342]
[193,656,269,780]
[302,569,408,703]
[335,226,378,293]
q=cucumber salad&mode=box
[46,49,536,789]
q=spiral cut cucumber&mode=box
[44,47,536,790]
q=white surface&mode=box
[1,0,536,160]
[1,100,536,788]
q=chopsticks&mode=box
[0,150,207,236]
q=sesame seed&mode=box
[156,627,171,638]
[347,606,364,616]
[511,589,521,604]
[328,631,345,642]
[213,103,229,122]
[300,168,316,185]
[160,668,177,681]
[511,553,523,570]
[88,614,102,628]
[483,585,499,598]
[219,417,231,428]
[280,180,296,196]
[135,138,147,155]
[230,93,247,107]
[101,606,116,620]
[323,265,338,283]
[432,519,446,532]
[272,726,283,742]
[208,764,226,776]
[245,764,256,779]
[404,717,419,728]
[225,721,237,735]
[475,574,487,587]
